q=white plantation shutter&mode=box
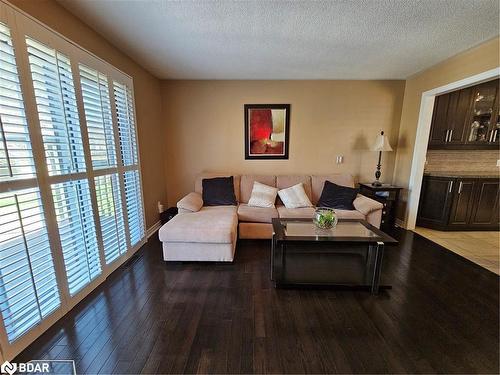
[95,173,126,264]
[0,188,60,342]
[113,81,137,166]
[51,179,100,296]
[26,37,85,176]
[0,4,146,359]
[124,170,145,247]
[0,23,36,181]
[79,64,116,170]
[114,80,144,248]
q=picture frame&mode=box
[244,104,290,160]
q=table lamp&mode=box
[371,130,393,186]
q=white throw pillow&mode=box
[278,183,313,208]
[248,181,278,208]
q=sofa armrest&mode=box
[177,192,203,213]
[353,194,383,228]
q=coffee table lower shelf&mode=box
[271,218,397,295]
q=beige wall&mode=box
[392,37,500,221]
[162,80,405,205]
[9,0,168,228]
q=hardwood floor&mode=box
[16,229,499,374]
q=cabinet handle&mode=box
[458,181,463,194]
[445,129,449,142]
[488,130,494,142]
[493,129,498,143]
[448,181,453,193]
[449,129,453,142]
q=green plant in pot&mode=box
[314,207,338,229]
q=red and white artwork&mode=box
[244,104,290,159]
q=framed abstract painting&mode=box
[244,104,290,159]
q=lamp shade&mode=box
[371,131,393,152]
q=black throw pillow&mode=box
[202,176,237,206]
[317,180,358,210]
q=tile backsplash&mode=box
[425,150,500,174]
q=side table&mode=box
[160,207,178,225]
[358,183,402,232]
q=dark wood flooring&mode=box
[16,229,499,374]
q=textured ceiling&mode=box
[56,0,499,80]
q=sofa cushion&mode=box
[278,183,313,208]
[311,174,355,205]
[195,173,240,202]
[248,181,278,208]
[276,175,312,201]
[202,176,237,206]
[240,175,276,203]
[158,206,237,244]
[237,203,278,223]
[317,180,358,210]
[277,206,315,219]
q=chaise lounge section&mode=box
[159,173,383,261]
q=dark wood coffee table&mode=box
[271,218,398,294]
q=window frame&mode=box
[0,2,146,361]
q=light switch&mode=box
[497,159,500,167]
[336,155,343,164]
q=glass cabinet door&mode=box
[491,100,500,144]
[466,81,497,144]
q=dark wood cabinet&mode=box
[429,95,451,146]
[417,175,499,230]
[448,179,476,226]
[469,179,499,226]
[448,87,471,144]
[428,79,499,150]
[417,176,455,226]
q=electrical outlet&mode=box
[336,155,343,164]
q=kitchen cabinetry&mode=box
[428,79,499,149]
[417,176,455,227]
[448,179,476,226]
[469,179,500,226]
[417,175,499,230]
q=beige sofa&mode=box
[158,173,383,262]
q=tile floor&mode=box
[413,227,499,275]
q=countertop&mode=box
[423,171,499,179]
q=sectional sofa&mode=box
[158,173,384,262]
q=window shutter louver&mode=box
[26,37,86,176]
[0,188,60,342]
[51,179,101,296]
[95,173,126,264]
[0,23,36,181]
[113,81,137,166]
[79,65,116,170]
[124,170,144,246]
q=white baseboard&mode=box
[147,220,161,239]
